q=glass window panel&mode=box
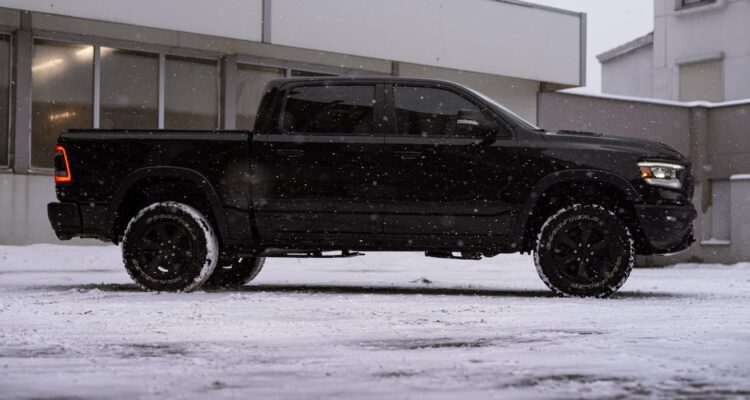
[32,40,93,168]
[393,86,480,137]
[282,85,375,135]
[100,48,158,129]
[710,180,731,241]
[679,59,724,102]
[0,36,10,166]
[236,65,284,130]
[165,55,218,130]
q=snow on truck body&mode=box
[47,77,697,297]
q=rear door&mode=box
[250,82,387,245]
[380,83,517,245]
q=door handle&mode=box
[394,151,422,160]
[274,149,305,158]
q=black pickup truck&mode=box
[48,77,696,297]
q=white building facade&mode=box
[0,0,586,244]
[598,0,750,102]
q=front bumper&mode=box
[48,202,110,241]
[635,203,697,254]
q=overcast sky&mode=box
[526,0,653,93]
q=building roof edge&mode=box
[597,32,654,63]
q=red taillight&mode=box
[54,145,72,183]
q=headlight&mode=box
[638,162,684,189]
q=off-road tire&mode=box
[205,256,266,288]
[534,204,634,298]
[122,202,219,292]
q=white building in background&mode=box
[598,0,750,102]
[0,0,586,244]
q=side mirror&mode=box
[457,109,498,142]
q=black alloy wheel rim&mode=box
[552,222,617,284]
[138,221,194,280]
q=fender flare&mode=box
[511,169,641,250]
[109,166,230,243]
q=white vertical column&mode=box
[93,46,101,128]
[158,54,166,129]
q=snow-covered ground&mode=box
[1,245,749,399]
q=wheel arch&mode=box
[109,167,229,244]
[513,170,645,253]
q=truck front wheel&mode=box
[534,204,634,298]
[205,256,266,288]
[122,202,219,292]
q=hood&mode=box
[541,130,688,164]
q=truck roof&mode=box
[266,76,467,90]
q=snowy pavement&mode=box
[1,245,749,399]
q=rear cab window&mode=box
[281,84,377,135]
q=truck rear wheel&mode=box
[122,202,219,292]
[534,204,634,298]
[205,256,266,288]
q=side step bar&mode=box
[424,251,482,260]
[263,250,364,258]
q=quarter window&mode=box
[282,85,376,135]
[393,86,483,137]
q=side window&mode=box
[393,86,484,137]
[282,85,376,135]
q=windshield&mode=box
[468,88,542,132]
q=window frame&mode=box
[0,33,11,169]
[277,82,384,136]
[676,0,717,10]
[384,82,513,140]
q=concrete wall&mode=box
[537,92,691,154]
[729,176,750,261]
[539,91,750,264]
[0,174,101,245]
[601,44,654,98]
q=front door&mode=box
[380,84,517,248]
[250,83,386,247]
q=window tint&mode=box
[282,85,375,134]
[394,86,481,137]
